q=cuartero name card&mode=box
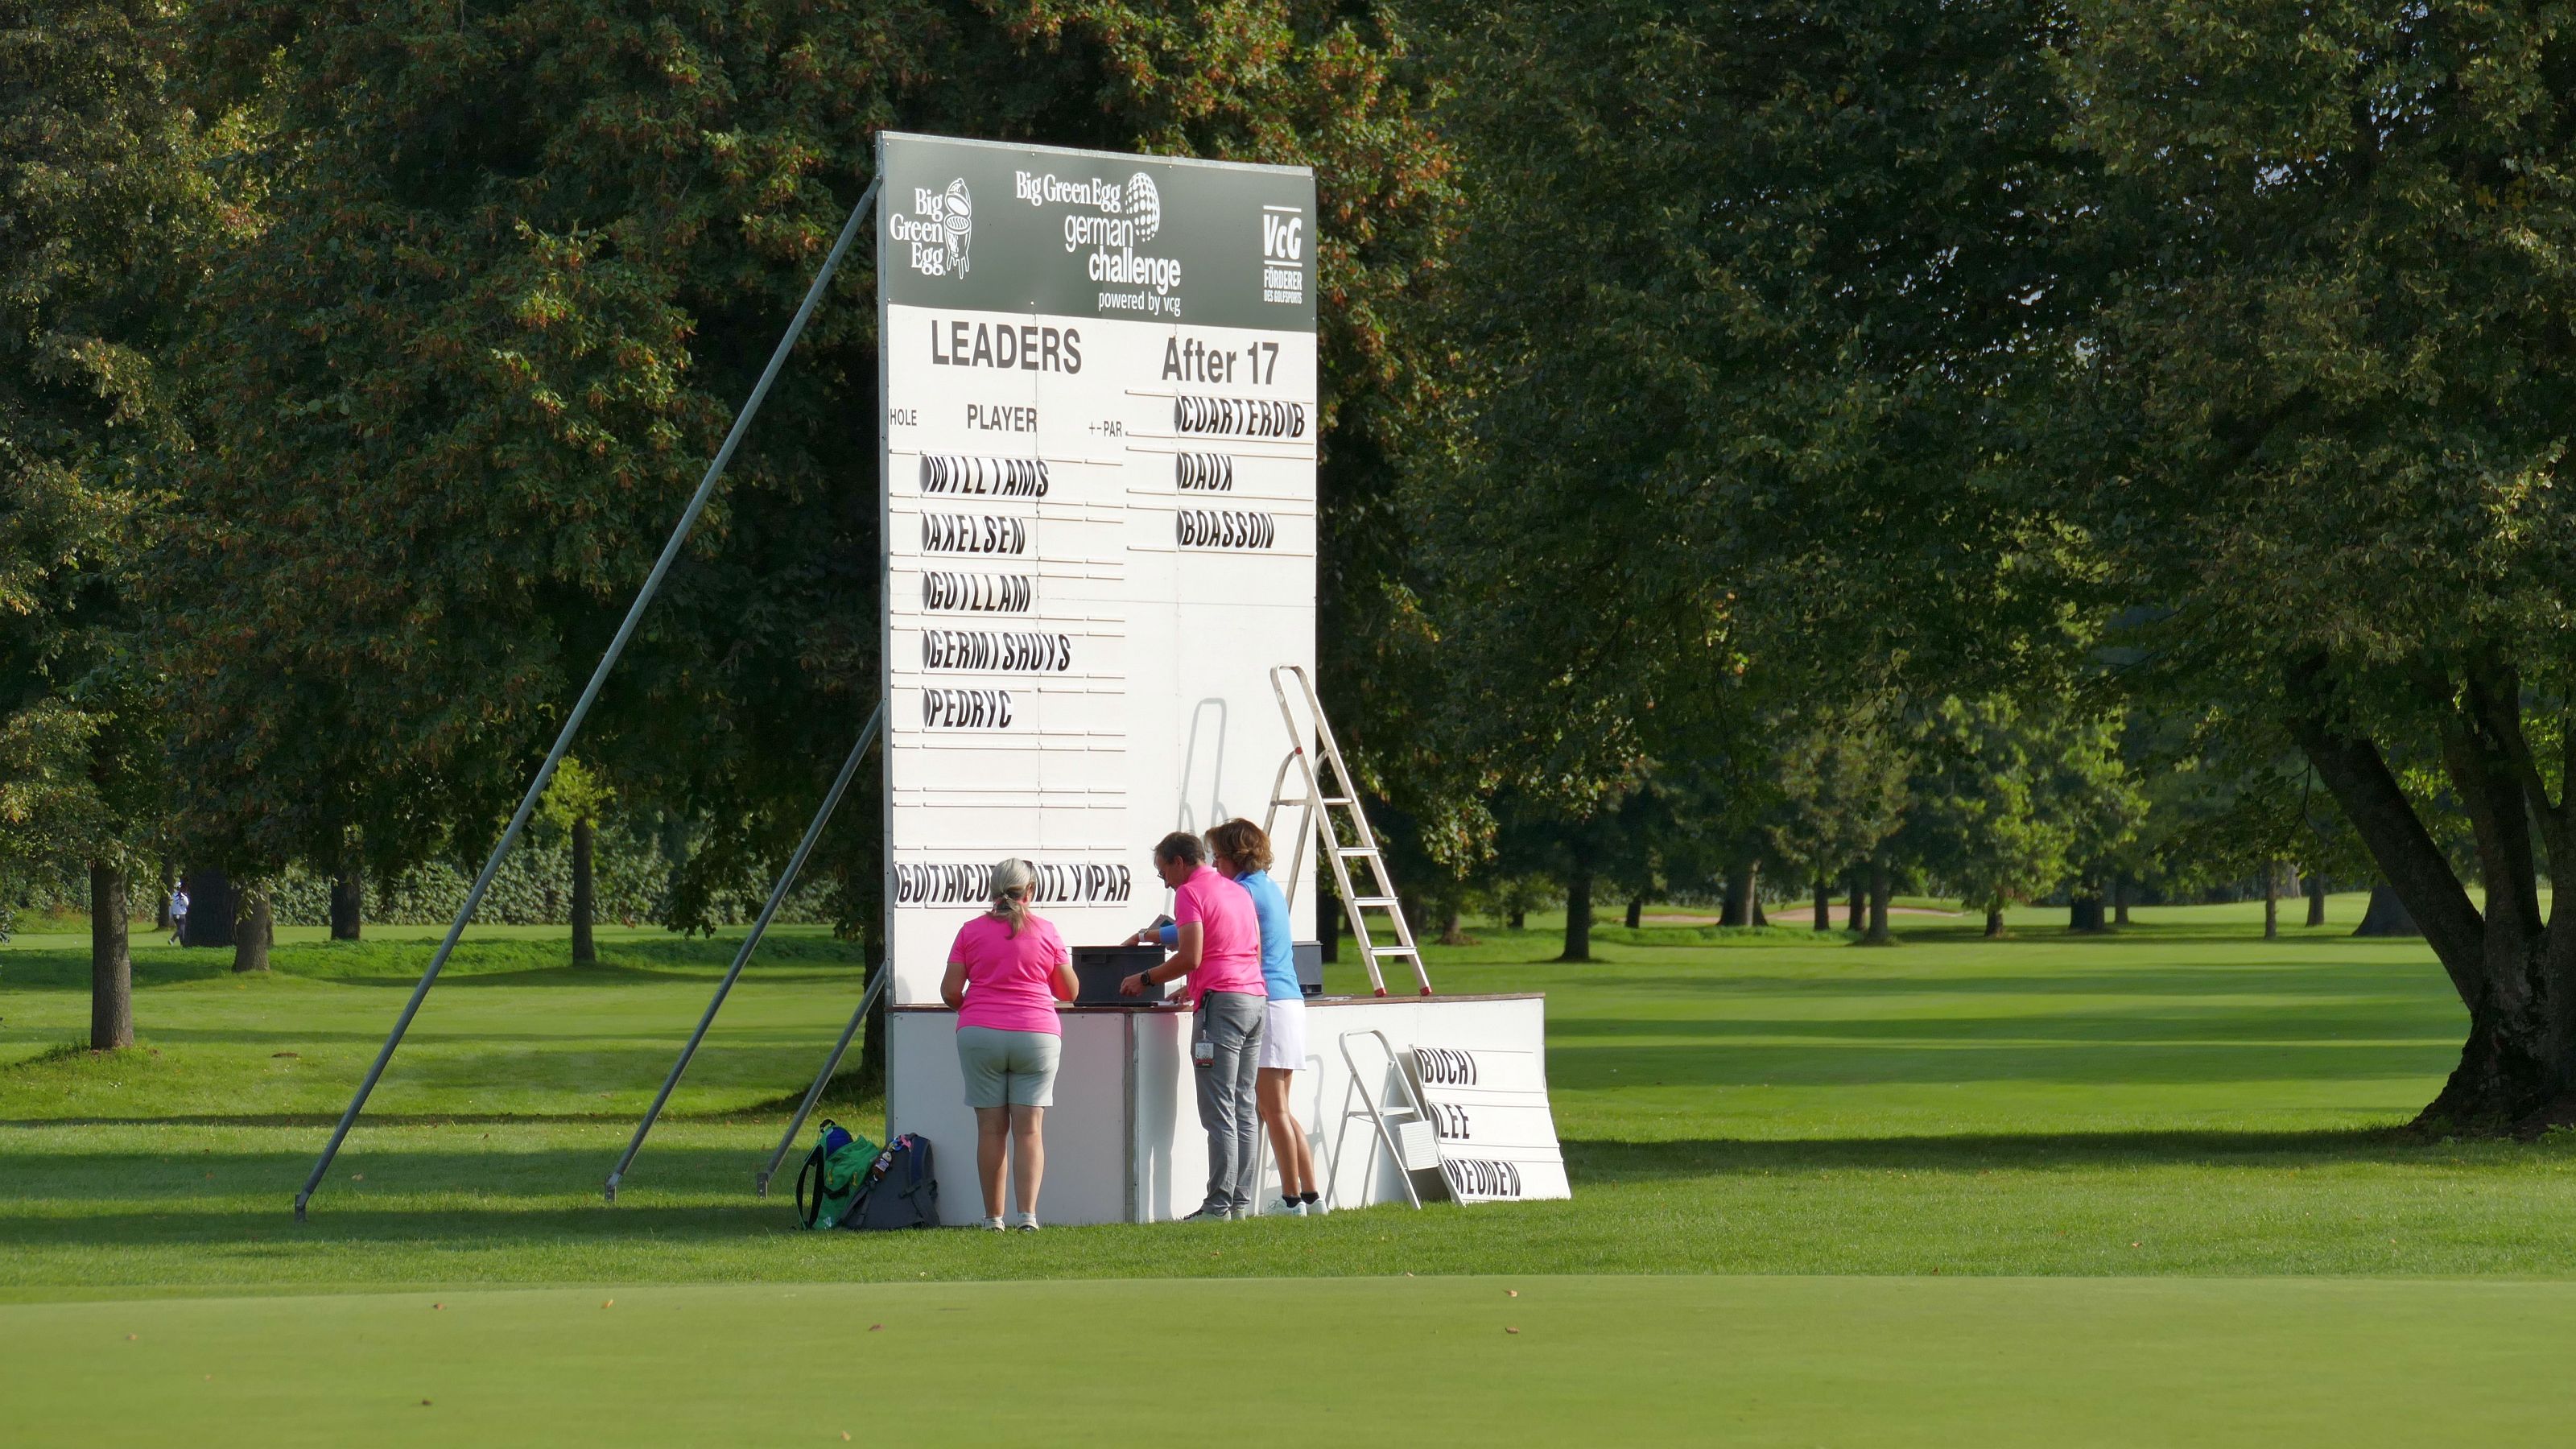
[877,131,1319,1005]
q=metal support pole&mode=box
[757,962,889,1197]
[292,175,881,1221]
[604,704,882,1201]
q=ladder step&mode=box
[1319,795,1355,807]
[1366,944,1418,957]
[1350,897,1400,909]
[1335,845,1379,857]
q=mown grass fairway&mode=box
[6,895,2574,1442]
[11,1275,2574,1448]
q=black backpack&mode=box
[850,1133,939,1230]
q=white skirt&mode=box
[1259,995,1309,1071]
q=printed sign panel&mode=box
[1411,1046,1572,1203]
[879,132,1319,1005]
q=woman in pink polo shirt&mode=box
[940,858,1079,1232]
[1121,829,1266,1220]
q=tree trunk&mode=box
[2285,654,2563,1128]
[1813,873,1833,931]
[154,857,172,931]
[570,815,597,964]
[1750,884,1768,928]
[1558,870,1593,963]
[330,852,364,943]
[1507,905,1525,931]
[1438,900,1474,947]
[1719,862,1752,927]
[1984,904,2005,938]
[89,863,132,1051]
[2305,873,2327,927]
[1864,857,1893,943]
[1847,872,1864,932]
[2113,875,2132,927]
[181,869,234,949]
[2068,894,2106,932]
[2263,860,2281,939]
[2353,883,2421,938]
[232,885,271,973]
[1319,890,1340,962]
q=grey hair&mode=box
[989,857,1037,936]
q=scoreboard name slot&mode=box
[922,687,1013,729]
[1447,1158,1525,1200]
[921,456,1051,497]
[1416,1047,1480,1087]
[1174,395,1307,440]
[921,630,1073,672]
[922,513,1030,555]
[922,572,1034,613]
[1175,510,1276,550]
[893,861,1137,906]
[1174,453,1234,492]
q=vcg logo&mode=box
[890,179,972,279]
[1260,204,1306,306]
[1261,211,1302,264]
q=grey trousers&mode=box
[1194,990,1265,1214]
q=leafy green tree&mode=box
[1406,0,2095,885]
[536,756,614,964]
[2048,2,2576,1125]
[2,0,224,1045]
[1897,696,2138,937]
[161,2,1457,983]
[1768,703,1911,931]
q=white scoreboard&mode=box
[877,132,1319,1005]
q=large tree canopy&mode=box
[2054,2,2576,1126]
[2,0,227,1040]
[161,0,1453,923]
[1409,0,2095,810]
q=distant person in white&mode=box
[168,886,189,946]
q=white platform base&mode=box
[886,993,1550,1225]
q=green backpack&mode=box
[795,1120,882,1231]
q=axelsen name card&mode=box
[876,131,1319,1006]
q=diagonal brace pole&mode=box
[604,703,882,1201]
[292,175,882,1221]
[758,961,888,1198]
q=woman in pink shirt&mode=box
[1120,830,1266,1220]
[941,858,1078,1231]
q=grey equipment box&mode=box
[1294,940,1323,997]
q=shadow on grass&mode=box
[0,1136,865,1209]
[1564,1127,2539,1179]
[0,939,869,992]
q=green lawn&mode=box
[13,1275,2573,1447]
[6,894,2573,1442]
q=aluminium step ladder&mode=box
[1261,663,1433,997]
[1333,1029,1441,1211]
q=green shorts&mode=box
[956,1026,1062,1108]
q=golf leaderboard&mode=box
[875,130,1322,1010]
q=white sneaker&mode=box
[1011,1218,1040,1232]
[1301,1196,1327,1216]
[1263,1195,1308,1217]
[979,1216,1005,1232]
[1179,1205,1233,1223]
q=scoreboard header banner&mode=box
[876,131,1317,333]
